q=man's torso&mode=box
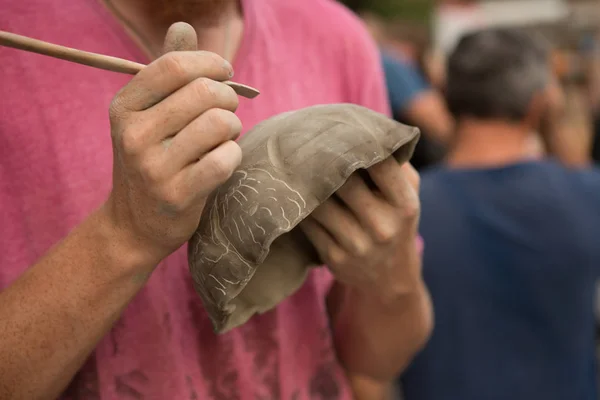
[402,160,600,400]
[0,1,389,399]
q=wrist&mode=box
[92,203,162,279]
[331,280,433,381]
[352,277,428,312]
[373,241,425,307]
[349,375,394,400]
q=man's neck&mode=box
[102,0,244,60]
[446,119,544,169]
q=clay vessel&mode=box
[188,103,420,333]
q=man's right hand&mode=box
[103,50,242,265]
[0,23,243,400]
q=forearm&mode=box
[541,85,593,167]
[0,205,156,400]
[329,280,433,383]
[347,375,397,400]
[542,115,592,167]
[403,92,455,145]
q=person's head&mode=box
[382,19,431,65]
[445,27,558,131]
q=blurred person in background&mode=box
[0,0,432,399]
[381,51,452,170]
[399,28,600,400]
[579,28,600,165]
[381,20,454,171]
[543,37,595,168]
[363,13,454,170]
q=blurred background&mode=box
[338,0,600,170]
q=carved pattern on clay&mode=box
[190,167,307,306]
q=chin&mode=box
[146,0,230,26]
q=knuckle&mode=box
[222,84,240,111]
[139,157,163,183]
[163,185,187,209]
[191,78,238,111]
[160,52,189,79]
[411,172,421,191]
[373,221,399,244]
[204,108,230,132]
[350,238,370,258]
[205,151,237,182]
[200,50,227,68]
[229,142,243,167]
[403,163,420,190]
[120,130,145,155]
[159,192,186,215]
[401,197,421,220]
[328,247,347,266]
[204,108,241,137]
[197,51,234,79]
[193,77,218,102]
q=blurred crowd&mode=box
[350,1,600,399]
[359,3,600,171]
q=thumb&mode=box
[163,22,198,54]
[160,22,199,149]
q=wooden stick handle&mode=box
[0,30,260,99]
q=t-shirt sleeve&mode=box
[381,52,431,114]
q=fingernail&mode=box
[223,60,234,77]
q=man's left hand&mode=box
[300,159,422,303]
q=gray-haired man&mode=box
[399,28,600,400]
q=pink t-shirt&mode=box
[0,0,390,399]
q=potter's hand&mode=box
[300,159,422,302]
[104,50,242,264]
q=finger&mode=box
[299,217,345,266]
[186,140,242,198]
[111,51,234,114]
[164,108,242,173]
[310,197,372,257]
[400,163,420,192]
[163,22,198,53]
[370,160,421,228]
[368,158,418,207]
[144,78,239,141]
[336,174,401,243]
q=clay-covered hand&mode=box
[103,50,242,265]
[300,159,422,302]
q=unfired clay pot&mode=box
[188,103,420,333]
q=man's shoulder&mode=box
[566,164,600,196]
[265,0,374,49]
[418,161,600,204]
[570,164,600,182]
[256,0,389,113]
[538,161,600,193]
[419,166,448,190]
[269,0,365,29]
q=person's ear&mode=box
[522,90,548,131]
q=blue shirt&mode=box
[401,160,600,400]
[380,51,429,118]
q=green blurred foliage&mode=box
[339,0,434,22]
